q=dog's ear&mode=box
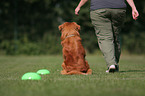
[73,22,80,31]
[58,24,63,31]
[76,24,80,31]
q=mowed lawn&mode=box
[0,54,145,96]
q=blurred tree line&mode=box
[0,0,145,55]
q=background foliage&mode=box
[0,0,145,55]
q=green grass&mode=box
[0,54,145,96]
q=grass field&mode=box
[0,54,145,96]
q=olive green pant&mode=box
[90,8,126,68]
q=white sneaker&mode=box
[106,65,116,73]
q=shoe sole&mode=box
[109,65,116,73]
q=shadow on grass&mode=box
[120,70,145,73]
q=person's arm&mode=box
[126,0,139,20]
[75,0,88,15]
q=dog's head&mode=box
[58,22,80,40]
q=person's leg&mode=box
[110,9,126,64]
[90,9,117,68]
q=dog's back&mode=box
[62,36,89,72]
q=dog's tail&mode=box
[66,70,86,75]
[62,69,92,75]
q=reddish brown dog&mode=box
[59,22,92,75]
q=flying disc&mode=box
[37,69,50,75]
[21,72,41,80]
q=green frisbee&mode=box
[21,72,41,80]
[37,69,50,75]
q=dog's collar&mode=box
[65,34,75,39]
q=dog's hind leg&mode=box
[61,62,68,75]
[85,61,92,75]
[61,70,68,75]
[86,69,92,75]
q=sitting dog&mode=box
[58,22,92,75]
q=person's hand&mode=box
[75,7,80,16]
[132,9,139,20]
